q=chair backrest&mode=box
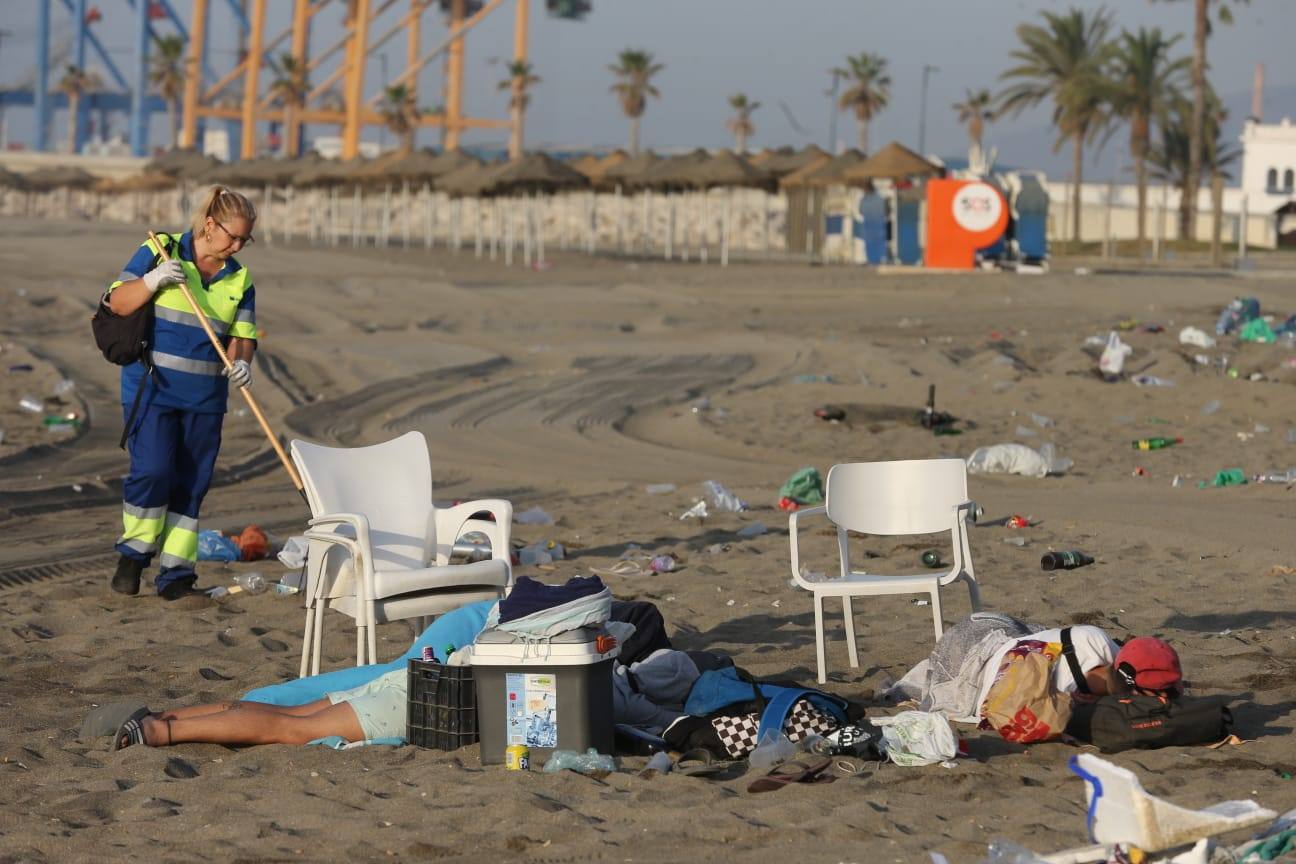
[825,459,967,536]
[1070,753,1274,851]
[291,431,433,571]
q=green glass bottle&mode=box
[1132,436,1182,451]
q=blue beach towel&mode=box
[242,600,494,747]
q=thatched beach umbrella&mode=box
[435,160,506,197]
[779,149,865,188]
[636,148,712,191]
[842,141,940,184]
[0,166,28,190]
[676,150,772,190]
[23,166,98,191]
[573,150,627,185]
[364,148,482,187]
[598,150,659,189]
[490,153,589,195]
[292,157,367,188]
[98,172,179,193]
[199,157,298,188]
[145,148,222,178]
[760,145,830,179]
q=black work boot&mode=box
[158,579,203,601]
[111,555,144,595]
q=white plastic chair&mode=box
[788,459,981,684]
[291,431,513,675]
[1069,753,1275,854]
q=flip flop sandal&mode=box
[80,701,149,740]
[746,757,837,793]
[676,748,730,778]
[589,560,646,578]
[112,707,153,751]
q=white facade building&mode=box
[1240,117,1296,211]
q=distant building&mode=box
[1240,118,1296,210]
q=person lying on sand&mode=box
[887,613,1184,723]
[106,667,405,750]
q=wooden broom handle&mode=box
[148,231,305,495]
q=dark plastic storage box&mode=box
[406,659,478,750]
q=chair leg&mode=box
[813,592,827,685]
[311,599,325,676]
[299,600,316,679]
[367,600,379,666]
[355,621,366,667]
[963,573,983,613]
[842,595,859,668]
[930,587,944,641]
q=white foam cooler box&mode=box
[472,625,618,765]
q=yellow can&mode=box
[505,744,530,771]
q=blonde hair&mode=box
[191,185,257,237]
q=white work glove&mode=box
[223,358,252,389]
[142,260,186,293]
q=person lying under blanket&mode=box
[886,612,1183,727]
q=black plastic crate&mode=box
[406,659,478,750]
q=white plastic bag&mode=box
[277,535,309,570]
[1098,331,1132,378]
[1179,326,1216,349]
[872,711,957,767]
[703,480,748,512]
[966,443,1071,478]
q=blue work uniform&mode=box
[108,231,257,593]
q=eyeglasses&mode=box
[213,219,255,246]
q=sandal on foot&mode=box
[80,701,149,740]
[112,707,152,751]
[746,757,837,793]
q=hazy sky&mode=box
[2,0,1293,179]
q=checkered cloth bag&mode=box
[710,698,838,758]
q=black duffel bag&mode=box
[1066,694,1232,752]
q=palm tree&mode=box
[1151,0,1247,240]
[57,65,101,154]
[834,52,890,155]
[725,94,760,153]
[498,60,540,159]
[1109,28,1187,252]
[150,35,187,150]
[952,88,994,163]
[269,53,311,157]
[998,8,1115,244]
[378,84,420,154]
[608,49,663,157]
[1147,87,1237,251]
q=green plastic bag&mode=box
[1239,318,1276,344]
[1198,468,1247,488]
[778,467,824,505]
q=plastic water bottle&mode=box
[649,555,676,573]
[541,748,616,774]
[234,572,268,594]
[1254,469,1295,484]
[748,733,796,770]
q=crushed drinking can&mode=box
[505,744,530,771]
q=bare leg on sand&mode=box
[118,699,365,748]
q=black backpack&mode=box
[91,234,171,447]
[1066,694,1233,752]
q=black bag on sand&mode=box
[1066,694,1233,752]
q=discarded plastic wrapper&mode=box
[1132,375,1175,388]
[277,535,309,570]
[966,443,1072,478]
[735,521,767,538]
[703,480,748,512]
[542,748,616,774]
[679,500,708,521]
[873,711,957,767]
[644,483,676,495]
[515,506,555,525]
[1179,326,1217,349]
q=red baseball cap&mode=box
[1116,637,1183,692]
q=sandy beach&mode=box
[0,217,1293,863]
